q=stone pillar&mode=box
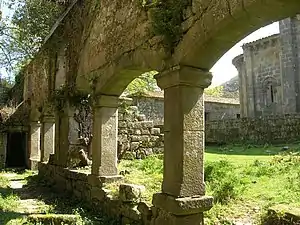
[40,116,55,162]
[152,65,213,225]
[54,106,74,167]
[29,121,41,169]
[0,133,7,169]
[91,95,119,177]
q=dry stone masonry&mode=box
[118,99,164,160]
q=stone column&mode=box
[54,106,74,167]
[152,65,213,225]
[29,121,41,169]
[91,95,120,178]
[0,133,7,169]
[40,116,55,162]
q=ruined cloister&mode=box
[1,0,300,224]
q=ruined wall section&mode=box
[206,114,300,144]
[118,100,164,160]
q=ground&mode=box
[0,169,118,224]
[1,144,300,224]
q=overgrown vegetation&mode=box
[142,0,191,51]
[0,0,64,83]
[118,144,300,224]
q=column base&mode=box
[88,174,124,187]
[152,193,213,225]
[29,158,40,170]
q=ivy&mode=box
[144,0,191,51]
[51,85,92,112]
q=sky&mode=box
[0,3,280,85]
[210,22,280,86]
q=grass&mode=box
[2,143,300,224]
[0,169,119,225]
[118,143,300,224]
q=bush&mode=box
[205,160,245,204]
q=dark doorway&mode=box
[6,132,27,168]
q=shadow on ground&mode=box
[0,170,120,225]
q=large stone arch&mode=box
[174,0,300,69]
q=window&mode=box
[263,77,277,106]
[205,112,209,121]
[236,114,241,119]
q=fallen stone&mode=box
[119,184,145,203]
[264,204,300,225]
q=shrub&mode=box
[205,160,245,204]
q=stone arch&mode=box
[174,0,300,70]
[77,47,166,96]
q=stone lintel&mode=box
[95,95,119,108]
[152,193,213,216]
[155,65,212,90]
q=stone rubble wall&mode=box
[118,104,164,160]
[38,162,154,225]
[206,114,300,144]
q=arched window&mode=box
[263,77,277,106]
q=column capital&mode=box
[41,115,55,123]
[30,121,41,127]
[94,95,119,108]
[155,65,212,89]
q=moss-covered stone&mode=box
[262,205,300,225]
[27,214,82,225]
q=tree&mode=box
[204,86,224,97]
[0,0,64,79]
[124,71,160,95]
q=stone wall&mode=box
[118,100,164,160]
[206,114,300,144]
[38,162,152,225]
[129,91,240,124]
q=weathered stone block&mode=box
[151,128,161,135]
[153,147,164,154]
[137,114,146,121]
[91,187,107,201]
[120,204,141,221]
[119,184,145,203]
[141,129,150,135]
[130,142,140,151]
[119,121,127,128]
[134,129,142,135]
[152,193,213,216]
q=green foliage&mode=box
[204,86,224,97]
[124,71,159,95]
[51,85,91,111]
[205,160,246,204]
[0,0,63,76]
[148,0,191,50]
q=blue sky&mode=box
[1,4,280,86]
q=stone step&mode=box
[27,214,82,225]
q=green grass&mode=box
[118,143,300,224]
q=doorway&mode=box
[6,132,27,168]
